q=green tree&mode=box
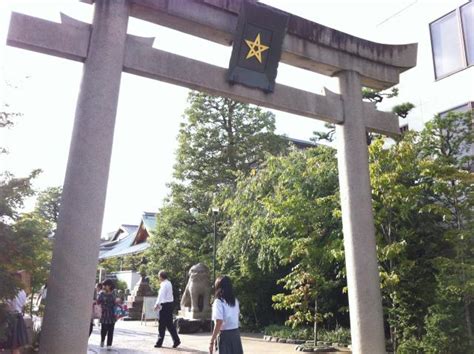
[1,107,55,323]
[419,112,473,352]
[12,212,52,294]
[99,257,122,275]
[34,186,62,226]
[0,169,51,338]
[146,92,287,292]
[0,170,40,300]
[369,111,473,352]
[369,135,446,351]
[0,90,54,336]
[174,92,286,188]
[0,105,28,338]
[1,103,38,297]
[220,147,346,328]
[220,110,472,350]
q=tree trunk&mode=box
[463,294,473,346]
[314,297,318,346]
[224,100,237,171]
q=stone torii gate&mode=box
[7,1,416,353]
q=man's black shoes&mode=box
[154,341,180,348]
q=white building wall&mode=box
[374,0,474,131]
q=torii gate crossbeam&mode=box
[6,1,417,353]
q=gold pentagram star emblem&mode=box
[244,33,269,64]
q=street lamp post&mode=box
[212,207,219,287]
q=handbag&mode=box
[92,303,102,319]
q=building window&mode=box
[399,124,409,135]
[439,101,474,117]
[461,2,474,65]
[430,1,474,79]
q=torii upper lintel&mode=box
[80,0,417,90]
[7,12,400,136]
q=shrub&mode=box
[318,327,351,344]
[263,324,351,344]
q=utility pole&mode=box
[212,207,219,287]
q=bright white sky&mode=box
[0,0,415,234]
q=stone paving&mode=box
[87,320,297,354]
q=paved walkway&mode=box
[87,320,297,354]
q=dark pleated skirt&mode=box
[217,328,243,354]
[2,313,29,349]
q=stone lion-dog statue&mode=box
[180,263,211,319]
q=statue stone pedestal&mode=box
[175,317,212,334]
[178,308,212,321]
[176,307,212,333]
[125,277,155,320]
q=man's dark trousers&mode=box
[156,302,180,347]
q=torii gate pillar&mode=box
[336,70,386,353]
[40,1,129,353]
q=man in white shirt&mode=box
[153,270,181,348]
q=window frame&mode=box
[439,101,474,117]
[430,1,474,80]
[460,1,474,66]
